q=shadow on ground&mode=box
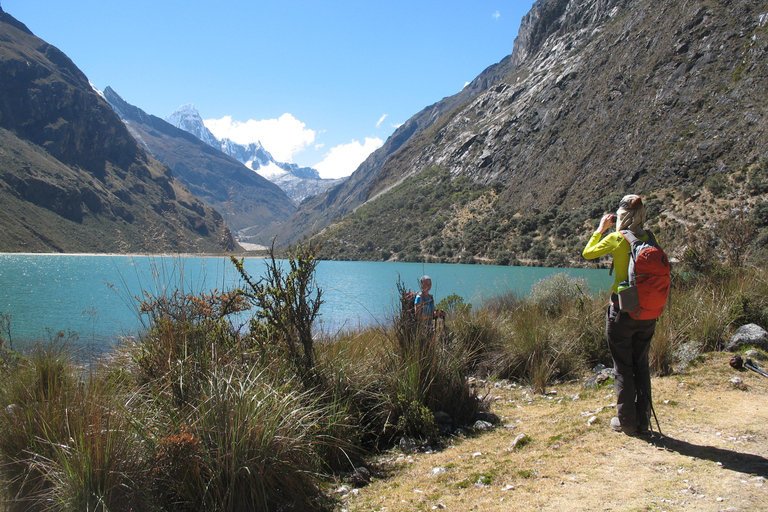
[646,435,768,478]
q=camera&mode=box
[609,215,617,223]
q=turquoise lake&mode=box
[0,255,613,353]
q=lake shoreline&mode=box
[0,255,615,350]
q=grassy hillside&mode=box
[0,128,236,253]
[317,161,768,267]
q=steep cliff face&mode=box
[315,0,768,265]
[0,9,237,253]
[390,0,766,207]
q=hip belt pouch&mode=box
[617,282,640,314]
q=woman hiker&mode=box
[582,195,657,435]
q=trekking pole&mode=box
[730,355,768,378]
[638,377,663,438]
[746,358,768,378]
[648,395,663,438]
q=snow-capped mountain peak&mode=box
[165,104,219,147]
[166,104,346,203]
[219,138,275,171]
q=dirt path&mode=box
[339,353,768,511]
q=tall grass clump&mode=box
[471,273,594,392]
[313,329,395,450]
[0,344,144,512]
[558,292,611,368]
[312,298,484,447]
[386,325,479,440]
[480,303,575,394]
[145,369,343,512]
[448,308,507,373]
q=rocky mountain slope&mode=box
[165,104,345,205]
[309,0,768,265]
[103,88,296,244]
[273,30,525,244]
[0,8,237,253]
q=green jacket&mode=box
[582,230,651,294]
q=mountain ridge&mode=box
[312,0,768,265]
[0,9,237,253]
[271,0,552,245]
[103,87,296,244]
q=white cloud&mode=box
[376,114,388,128]
[203,113,315,162]
[493,11,501,20]
[313,137,383,179]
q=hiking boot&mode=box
[610,417,637,435]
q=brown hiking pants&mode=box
[606,298,657,432]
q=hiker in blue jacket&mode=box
[414,275,446,324]
[582,195,657,436]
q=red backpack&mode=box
[400,291,417,319]
[618,230,671,320]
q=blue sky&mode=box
[3,0,535,178]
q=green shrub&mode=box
[232,241,323,386]
[132,288,250,407]
[705,173,729,197]
[437,293,471,315]
[528,273,589,317]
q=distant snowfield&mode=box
[253,161,287,179]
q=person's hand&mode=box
[597,214,616,234]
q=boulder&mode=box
[727,324,768,352]
[584,367,615,388]
[434,410,453,435]
[348,466,371,487]
[473,420,494,432]
[744,349,767,361]
[475,411,501,424]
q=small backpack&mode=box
[617,230,671,320]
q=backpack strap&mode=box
[620,229,656,245]
[620,229,637,244]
